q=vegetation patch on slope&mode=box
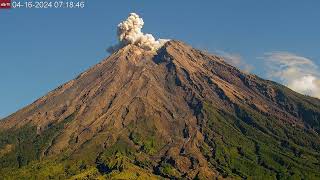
[201,103,320,179]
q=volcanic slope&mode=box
[0,41,320,179]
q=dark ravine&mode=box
[0,40,320,179]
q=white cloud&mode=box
[108,13,169,53]
[215,50,253,73]
[262,52,320,99]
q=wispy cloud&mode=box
[215,50,253,73]
[261,52,320,99]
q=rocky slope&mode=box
[0,40,320,179]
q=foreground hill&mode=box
[0,41,320,179]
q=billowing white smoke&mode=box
[108,13,169,53]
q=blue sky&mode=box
[1,0,320,118]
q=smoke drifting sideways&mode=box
[108,13,169,53]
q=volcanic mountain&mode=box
[0,41,320,179]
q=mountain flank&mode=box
[0,41,320,179]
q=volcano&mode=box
[0,41,320,179]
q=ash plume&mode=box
[108,13,169,53]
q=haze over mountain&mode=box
[0,13,320,179]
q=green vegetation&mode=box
[0,115,164,179]
[95,137,161,179]
[270,82,320,133]
[157,162,181,179]
[127,118,165,156]
[0,113,75,169]
[129,132,161,155]
[201,103,320,179]
[1,93,319,179]
[0,157,108,179]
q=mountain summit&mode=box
[1,41,320,179]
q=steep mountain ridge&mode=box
[0,40,320,179]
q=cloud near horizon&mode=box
[262,52,320,99]
[215,50,253,73]
[108,13,169,53]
